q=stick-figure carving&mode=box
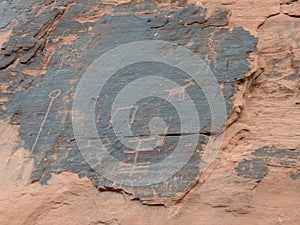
[125,117,168,176]
[119,160,150,175]
[31,90,61,153]
[166,78,195,102]
[109,105,139,128]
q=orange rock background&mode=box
[0,0,299,224]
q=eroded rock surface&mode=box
[0,0,299,224]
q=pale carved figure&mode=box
[166,78,195,102]
[109,105,139,128]
[31,89,61,153]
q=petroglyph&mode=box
[109,105,139,128]
[166,78,195,102]
[2,3,257,202]
[31,90,61,153]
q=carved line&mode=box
[30,89,61,153]
[166,78,195,102]
[109,105,139,128]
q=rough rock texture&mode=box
[0,0,299,224]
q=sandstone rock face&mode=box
[0,0,299,225]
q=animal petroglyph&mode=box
[166,78,195,102]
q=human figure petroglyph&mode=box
[123,117,168,153]
[166,78,195,102]
[126,136,163,152]
[128,137,156,176]
[119,161,150,176]
[125,118,168,176]
[109,105,139,128]
[31,89,61,153]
